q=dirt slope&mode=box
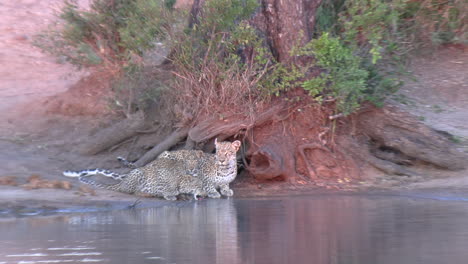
[394,46,468,145]
[391,46,468,190]
[0,1,467,212]
[0,0,138,209]
[0,0,87,114]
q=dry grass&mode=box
[171,56,269,126]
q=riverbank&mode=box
[1,0,467,215]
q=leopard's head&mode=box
[185,156,201,176]
[214,139,241,166]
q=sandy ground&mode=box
[0,1,467,215]
[0,0,142,211]
[390,46,468,189]
[0,0,86,113]
[394,47,468,142]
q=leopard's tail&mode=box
[117,157,137,169]
[63,169,136,194]
[63,169,125,180]
[77,175,128,193]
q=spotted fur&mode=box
[161,139,242,198]
[63,156,205,200]
[63,139,241,200]
[63,169,125,180]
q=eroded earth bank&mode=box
[1,0,467,216]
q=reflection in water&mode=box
[2,195,468,264]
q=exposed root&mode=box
[296,143,334,179]
[341,137,419,177]
[184,137,196,149]
[367,156,419,177]
[371,147,413,166]
[134,126,190,167]
[318,127,330,145]
[358,104,466,170]
[329,113,344,120]
[188,102,289,142]
[246,148,286,180]
[79,112,146,155]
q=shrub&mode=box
[111,65,167,117]
[42,0,456,119]
[168,0,280,118]
[299,33,368,115]
[35,0,177,69]
[402,0,467,46]
[34,0,181,115]
[312,0,412,112]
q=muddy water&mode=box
[2,195,468,264]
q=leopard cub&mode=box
[160,139,241,198]
[63,139,241,200]
[63,155,206,200]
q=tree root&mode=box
[358,104,466,170]
[246,148,286,180]
[188,102,288,142]
[296,143,332,179]
[133,126,190,167]
[367,156,419,177]
[341,137,420,177]
[371,147,413,166]
[79,112,146,155]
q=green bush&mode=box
[311,0,466,114]
[315,0,466,53]
[168,0,284,115]
[402,0,467,45]
[312,0,414,112]
[42,0,461,118]
[111,65,167,116]
[34,0,181,115]
[35,0,177,68]
[299,33,369,115]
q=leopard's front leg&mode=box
[220,184,234,197]
[203,183,221,198]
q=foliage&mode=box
[111,65,167,117]
[401,0,467,45]
[168,0,284,118]
[34,0,181,114]
[312,0,414,112]
[299,33,369,115]
[311,0,466,113]
[35,0,177,69]
[314,0,345,39]
[39,0,465,119]
[259,64,305,97]
[315,0,466,49]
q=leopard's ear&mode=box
[232,140,241,150]
[214,138,218,146]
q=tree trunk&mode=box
[82,0,467,183]
[357,105,466,171]
[134,127,190,167]
[254,0,323,63]
[79,112,146,155]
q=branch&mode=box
[78,112,146,155]
[133,126,190,167]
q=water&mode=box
[2,194,468,264]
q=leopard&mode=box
[117,149,206,177]
[63,139,241,199]
[63,155,206,201]
[157,139,242,199]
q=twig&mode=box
[329,113,344,120]
[128,198,141,209]
[134,127,190,167]
[318,127,330,145]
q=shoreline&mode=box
[3,182,468,219]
